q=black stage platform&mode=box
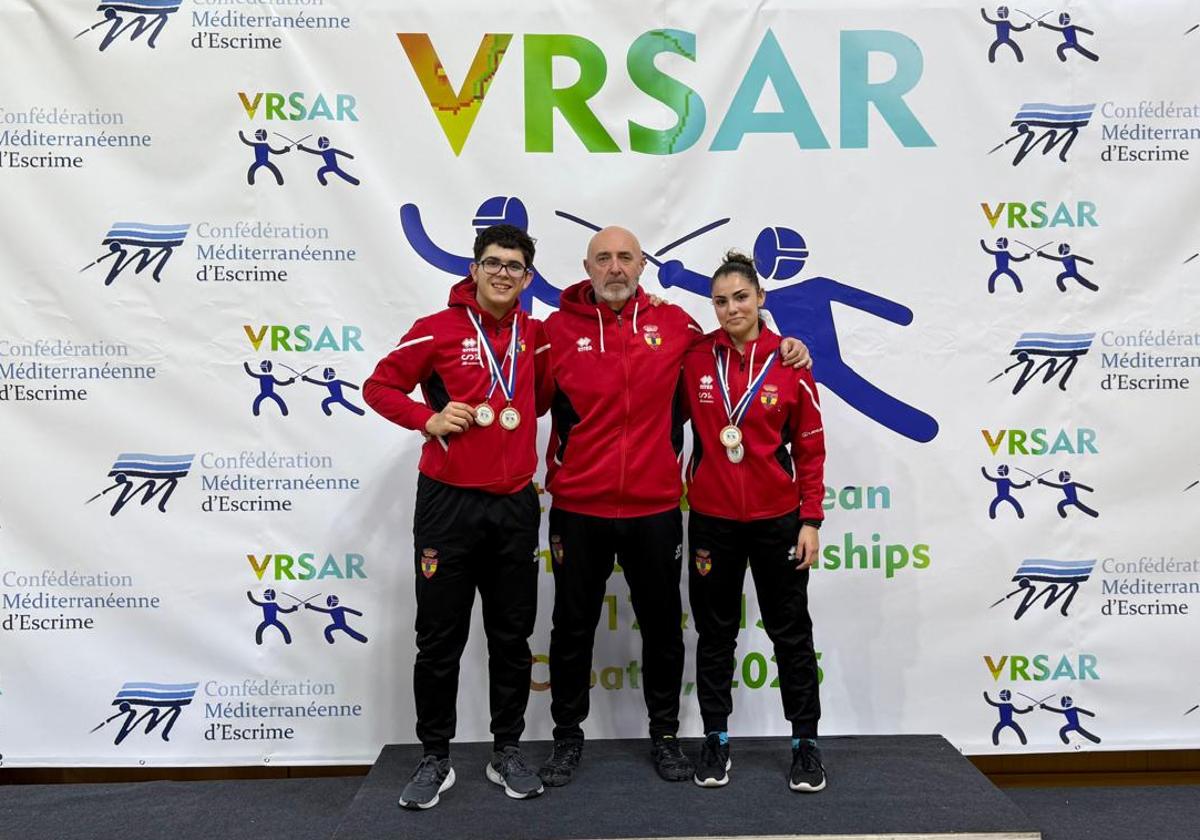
[332,735,1041,840]
[7,749,1200,840]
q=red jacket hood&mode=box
[711,323,782,356]
[447,276,521,328]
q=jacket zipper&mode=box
[617,312,630,517]
[496,321,510,483]
[735,345,747,518]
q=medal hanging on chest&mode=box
[467,310,520,430]
[714,343,777,463]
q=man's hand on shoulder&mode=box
[780,337,812,369]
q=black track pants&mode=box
[688,509,820,738]
[547,506,684,741]
[411,474,540,756]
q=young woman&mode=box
[682,251,827,792]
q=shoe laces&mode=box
[656,737,688,763]
[413,754,444,784]
[498,747,534,777]
[550,740,582,764]
[795,741,821,772]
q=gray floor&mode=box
[334,736,1037,839]
[1,741,1197,840]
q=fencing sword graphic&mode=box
[555,210,731,269]
[273,132,312,150]
[275,363,318,380]
[1185,703,1199,715]
[1019,691,1057,707]
[1184,252,1199,264]
[79,252,113,272]
[1186,23,1199,36]
[1013,467,1055,482]
[74,17,113,39]
[1014,9,1055,23]
[1013,239,1054,257]
[989,590,1019,609]
[280,592,322,607]
[987,134,1023,155]
[1185,479,1199,492]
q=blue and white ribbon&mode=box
[467,310,519,400]
[714,343,777,428]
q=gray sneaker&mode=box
[398,755,455,810]
[486,745,545,799]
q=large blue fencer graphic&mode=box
[400,196,939,443]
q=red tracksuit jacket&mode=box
[363,277,549,495]
[542,281,703,518]
[682,326,825,522]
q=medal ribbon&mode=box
[714,343,777,428]
[467,310,519,400]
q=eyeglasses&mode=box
[478,257,530,278]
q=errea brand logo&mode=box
[461,337,480,364]
[576,337,593,352]
[699,374,714,402]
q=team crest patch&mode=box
[550,534,564,565]
[761,383,780,407]
[420,548,439,579]
[694,548,712,576]
[642,324,663,348]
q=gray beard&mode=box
[594,281,636,306]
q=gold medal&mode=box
[474,404,495,427]
[719,424,743,450]
[726,444,744,463]
[499,405,521,430]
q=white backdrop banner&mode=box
[1,0,1198,766]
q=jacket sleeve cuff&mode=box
[800,518,822,530]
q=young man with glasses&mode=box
[363,225,549,809]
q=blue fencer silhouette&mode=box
[984,689,1032,745]
[982,464,1030,518]
[981,237,1031,292]
[297,136,360,186]
[245,360,294,416]
[655,225,939,442]
[1041,696,1101,744]
[302,367,364,416]
[239,129,290,185]
[1039,13,1100,62]
[247,588,297,645]
[399,196,561,312]
[305,594,368,644]
[981,6,1030,62]
[1036,243,1098,291]
[1038,470,1099,518]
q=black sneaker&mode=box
[693,733,731,788]
[398,755,455,809]
[538,739,583,787]
[651,735,694,782]
[486,745,545,800]
[789,740,826,792]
